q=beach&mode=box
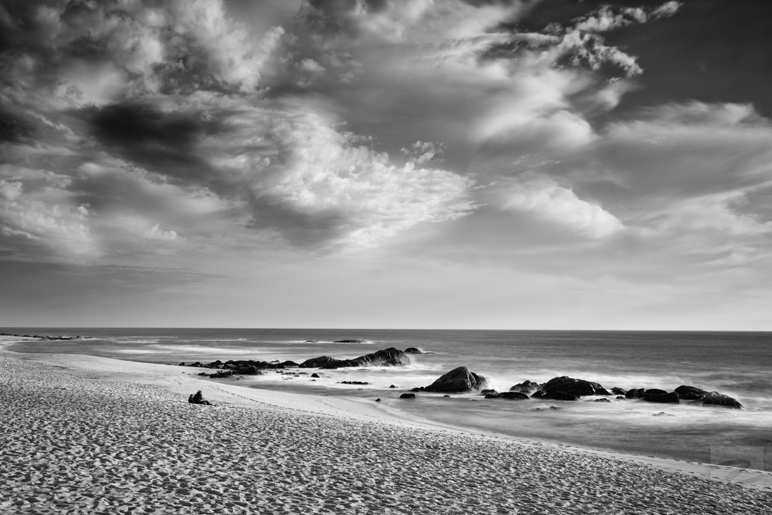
[2,344,771,514]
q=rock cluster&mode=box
[299,347,410,369]
[1,332,80,341]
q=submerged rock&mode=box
[403,347,424,354]
[500,392,529,400]
[400,393,416,399]
[423,366,489,393]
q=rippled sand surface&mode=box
[1,353,770,514]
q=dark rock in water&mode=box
[281,360,299,368]
[484,393,502,399]
[644,391,680,404]
[481,389,498,396]
[509,380,541,395]
[400,393,416,399]
[501,392,529,400]
[702,392,743,409]
[643,389,668,398]
[443,395,450,398]
[208,370,234,379]
[389,385,396,389]
[299,348,410,369]
[234,367,262,376]
[179,362,185,366]
[540,376,609,400]
[625,388,645,399]
[188,390,211,405]
[593,398,611,403]
[410,387,422,392]
[530,391,547,399]
[339,381,369,385]
[375,398,381,402]
[616,396,625,400]
[548,391,580,401]
[675,385,708,401]
[611,387,627,395]
[404,347,424,354]
[334,339,363,343]
[423,366,489,393]
[311,373,320,378]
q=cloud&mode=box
[500,174,623,239]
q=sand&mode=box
[1,349,771,514]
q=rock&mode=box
[423,366,489,393]
[540,376,610,400]
[389,385,396,389]
[643,389,668,398]
[339,381,369,385]
[208,370,233,378]
[484,393,502,399]
[611,387,627,395]
[375,398,381,402]
[644,391,680,404]
[400,393,416,399]
[311,373,320,378]
[481,389,498,396]
[409,387,422,392]
[625,388,645,399]
[178,362,185,366]
[530,391,547,399]
[403,347,424,354]
[501,392,529,400]
[299,348,411,369]
[593,398,611,403]
[702,392,743,409]
[187,390,211,405]
[334,339,363,343]
[509,380,541,395]
[234,367,262,375]
[443,395,450,398]
[616,396,625,400]
[674,385,708,401]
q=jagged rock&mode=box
[611,387,627,395]
[675,385,708,400]
[423,366,489,393]
[593,398,611,403]
[644,392,680,404]
[540,376,610,400]
[625,388,645,399]
[400,393,416,399]
[509,380,541,395]
[299,348,410,369]
[702,392,743,409]
[404,347,424,354]
[188,390,211,405]
[501,392,529,400]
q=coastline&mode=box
[2,346,771,513]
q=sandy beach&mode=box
[1,346,771,514]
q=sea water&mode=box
[5,328,772,473]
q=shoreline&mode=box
[3,350,772,501]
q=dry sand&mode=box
[1,348,771,514]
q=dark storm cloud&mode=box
[84,102,220,186]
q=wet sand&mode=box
[1,348,771,514]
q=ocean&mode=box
[5,327,772,474]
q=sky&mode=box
[1,0,771,330]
